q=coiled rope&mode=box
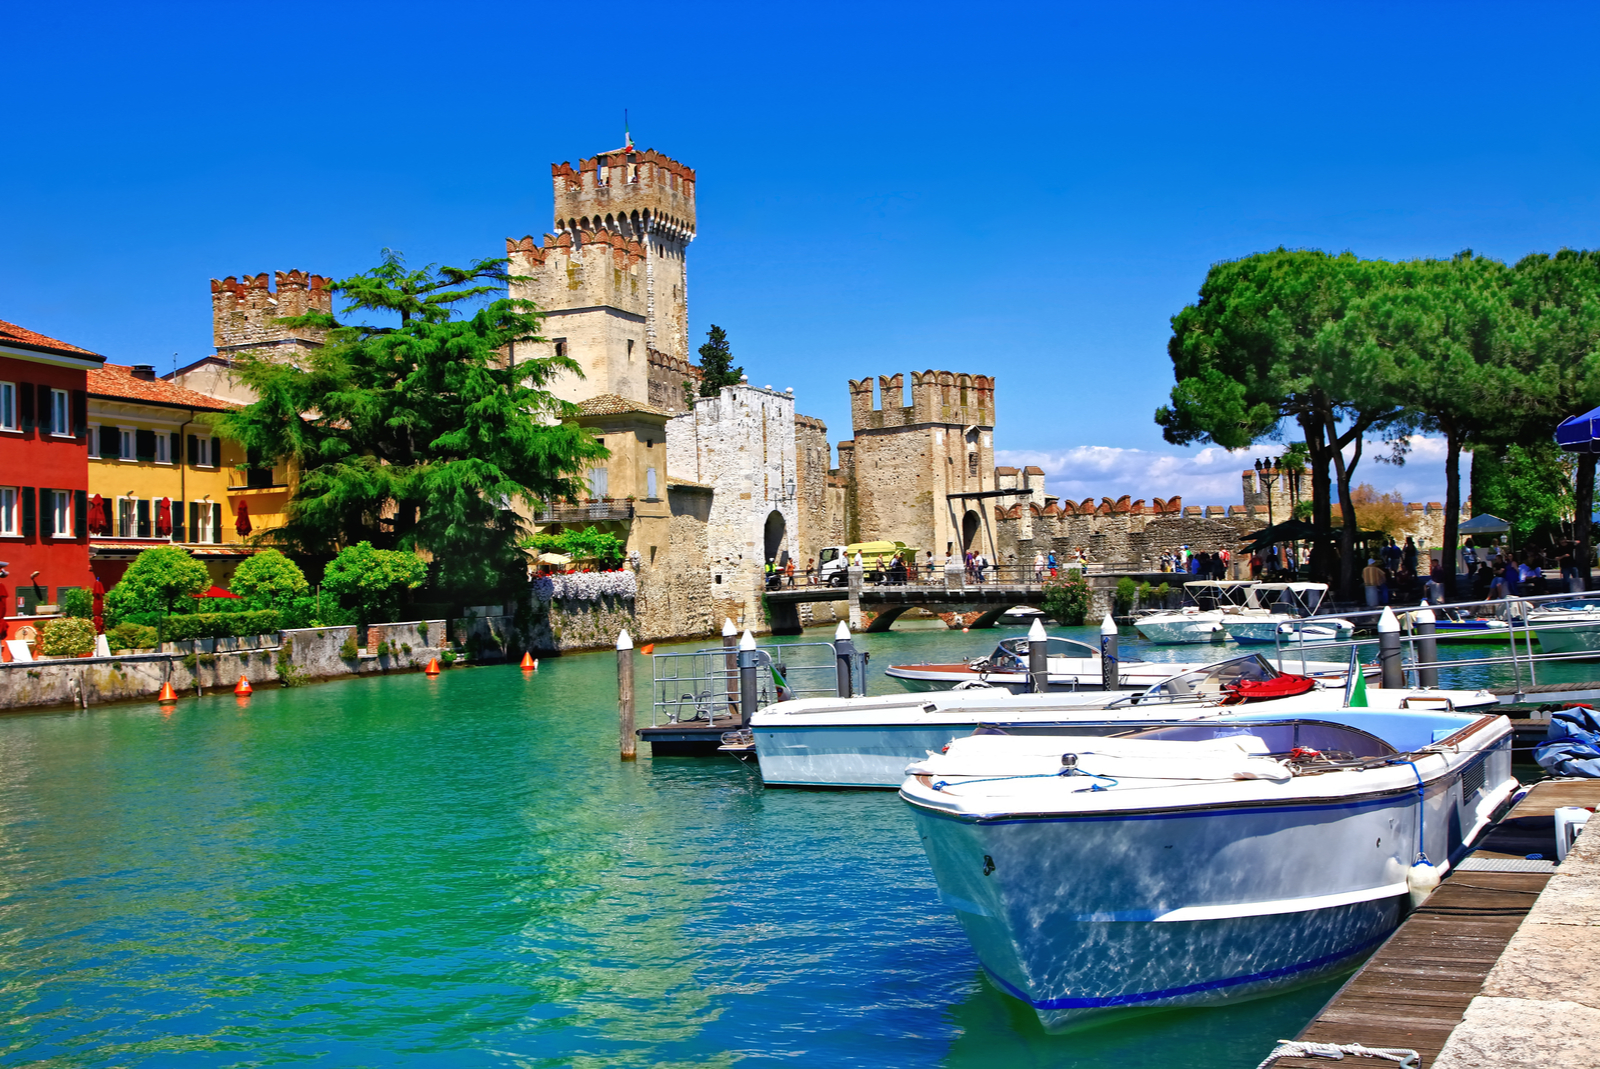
[1256,1039,1419,1068]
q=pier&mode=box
[1269,778,1600,1068]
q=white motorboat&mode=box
[1527,599,1600,657]
[885,635,1353,693]
[1132,581,1258,644]
[752,653,1493,788]
[900,708,1518,1031]
[1221,583,1355,644]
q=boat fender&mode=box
[1221,673,1317,704]
[1407,855,1440,907]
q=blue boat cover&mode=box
[1556,406,1600,454]
[1536,706,1600,777]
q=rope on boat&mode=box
[1255,1039,1420,1068]
[930,769,1119,793]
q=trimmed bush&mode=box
[1114,577,1138,616]
[1041,573,1092,626]
[230,549,309,613]
[159,610,281,642]
[108,622,160,651]
[61,588,95,619]
[40,617,97,657]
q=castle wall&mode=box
[210,270,329,360]
[794,414,843,569]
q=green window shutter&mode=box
[99,425,120,458]
[213,502,223,543]
[187,435,199,465]
[75,490,88,539]
[19,488,34,538]
[189,501,200,541]
[137,499,151,538]
[170,432,180,463]
[72,391,87,439]
[18,384,33,432]
[38,488,52,541]
[172,501,185,542]
[211,437,222,468]
[36,386,51,434]
[135,429,157,462]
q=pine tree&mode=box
[222,250,607,605]
[697,324,743,397]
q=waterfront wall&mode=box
[0,621,447,713]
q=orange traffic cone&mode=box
[234,675,252,696]
[520,652,536,670]
[424,657,441,676]
[640,643,655,655]
[157,681,179,703]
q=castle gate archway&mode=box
[961,510,980,553]
[764,510,787,563]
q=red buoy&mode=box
[424,657,441,676]
[234,675,253,696]
[157,681,179,704]
[520,652,536,670]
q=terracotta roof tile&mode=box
[576,393,670,417]
[89,364,238,411]
[0,317,102,358]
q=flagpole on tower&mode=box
[624,108,632,151]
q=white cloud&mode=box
[996,436,1468,507]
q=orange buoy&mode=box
[640,643,655,655]
[157,681,179,703]
[424,657,441,676]
[520,652,536,670]
[234,675,253,696]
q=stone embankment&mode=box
[0,621,445,713]
[1433,810,1600,1068]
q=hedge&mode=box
[158,610,282,642]
[40,617,97,657]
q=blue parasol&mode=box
[1556,405,1600,454]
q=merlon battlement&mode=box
[849,369,995,430]
[210,269,331,351]
[549,146,696,241]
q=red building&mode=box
[0,318,104,624]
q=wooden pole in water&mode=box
[1100,614,1120,691]
[1027,617,1049,694]
[1377,606,1404,689]
[722,617,739,720]
[834,620,855,698]
[617,629,636,761]
[1414,602,1439,689]
[738,629,759,727]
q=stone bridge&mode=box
[763,571,1179,635]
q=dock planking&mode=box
[1268,778,1600,1068]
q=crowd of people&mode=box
[1159,547,1233,578]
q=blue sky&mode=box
[5,2,1597,503]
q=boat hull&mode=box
[1224,619,1353,645]
[1534,620,1600,657]
[1134,614,1227,644]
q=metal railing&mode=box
[538,501,634,524]
[649,640,844,726]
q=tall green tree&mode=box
[103,546,209,626]
[222,251,607,604]
[1159,249,1406,595]
[1470,441,1575,546]
[696,324,743,396]
[321,541,428,629]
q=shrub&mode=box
[1114,577,1138,616]
[229,550,309,613]
[339,637,360,660]
[61,588,94,619]
[103,546,208,624]
[440,650,457,666]
[322,542,427,628]
[417,621,428,643]
[159,611,281,642]
[1041,573,1092,626]
[40,617,96,657]
[108,622,160,651]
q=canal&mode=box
[0,622,1572,1066]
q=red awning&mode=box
[191,585,241,599]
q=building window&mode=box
[195,436,213,467]
[968,452,979,476]
[121,429,135,461]
[87,424,100,458]
[0,383,14,431]
[194,501,215,543]
[51,490,71,537]
[118,497,135,537]
[589,468,608,498]
[155,434,170,464]
[51,389,69,437]
[0,487,15,535]
[646,467,658,499]
[553,339,567,361]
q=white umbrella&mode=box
[1458,514,1511,535]
[537,552,572,565]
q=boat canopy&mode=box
[1246,582,1328,617]
[1137,653,1282,702]
[1182,580,1258,610]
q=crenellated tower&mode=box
[210,270,331,360]
[506,143,699,412]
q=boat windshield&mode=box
[990,636,1098,669]
[1247,584,1326,618]
[1116,719,1397,758]
[1529,597,1600,617]
[1140,654,1280,701]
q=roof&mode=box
[575,394,670,418]
[89,363,238,412]
[0,317,104,361]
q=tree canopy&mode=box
[228,549,309,614]
[104,546,210,624]
[696,324,742,396]
[321,541,428,627]
[221,251,607,605]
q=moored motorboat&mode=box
[752,653,1493,788]
[899,709,1518,1031]
[1426,608,1515,644]
[1132,581,1258,644]
[1221,583,1355,645]
[1527,599,1600,657]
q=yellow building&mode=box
[86,362,290,587]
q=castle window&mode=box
[554,339,567,361]
[628,339,635,360]
[968,452,979,476]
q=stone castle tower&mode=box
[211,270,331,361]
[506,144,702,413]
[841,371,997,560]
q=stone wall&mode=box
[210,270,330,359]
[794,413,844,571]
[0,621,447,713]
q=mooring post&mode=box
[1027,617,1049,693]
[1377,606,1404,690]
[738,629,759,726]
[1100,613,1120,691]
[722,617,739,719]
[835,620,855,698]
[847,556,865,630]
[1414,601,1439,689]
[617,629,636,761]
[945,555,964,592]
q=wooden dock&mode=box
[1270,779,1600,1068]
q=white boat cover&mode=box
[906,733,1293,783]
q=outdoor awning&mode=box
[1556,406,1600,454]
[1238,518,1383,554]
[1458,513,1511,535]
[191,585,240,599]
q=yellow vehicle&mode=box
[816,541,922,586]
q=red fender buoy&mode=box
[424,657,441,676]
[520,652,535,670]
[234,675,252,696]
[157,681,179,704]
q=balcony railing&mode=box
[538,501,635,524]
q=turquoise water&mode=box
[1,621,1565,1067]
